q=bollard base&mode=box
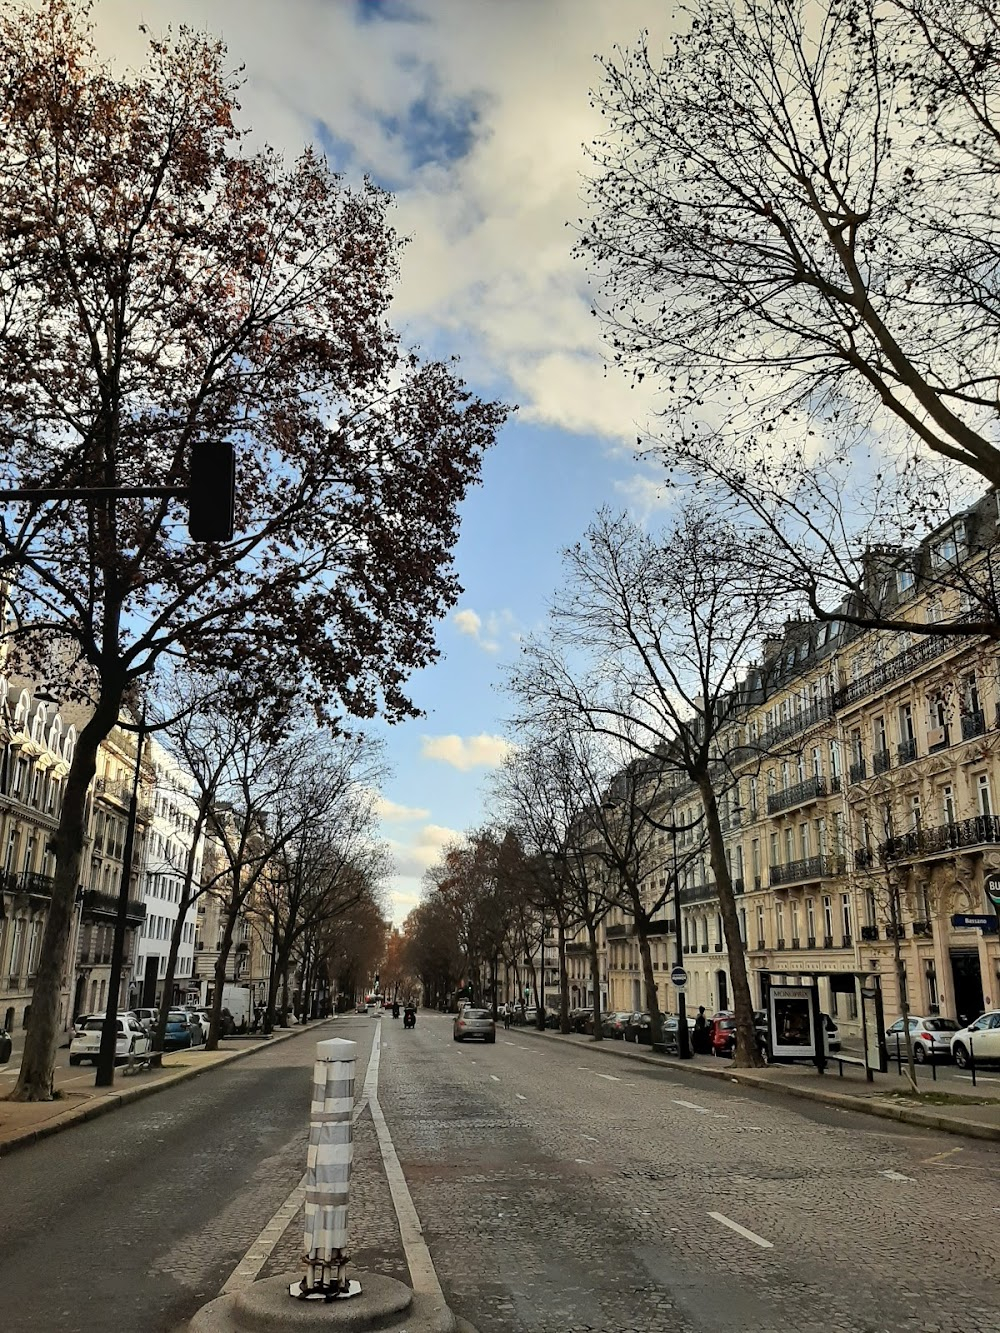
[187,1270,468,1333]
[290,1278,362,1301]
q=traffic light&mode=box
[188,441,235,542]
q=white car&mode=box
[191,1010,212,1043]
[951,1010,1000,1069]
[69,1015,152,1065]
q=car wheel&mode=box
[69,1055,81,1066]
[954,1043,970,1069]
[914,1043,926,1064]
[487,1035,496,1044]
[453,1034,461,1042]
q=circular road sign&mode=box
[986,873,1000,910]
[670,966,688,988]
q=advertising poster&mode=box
[768,985,817,1058]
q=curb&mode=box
[0,1023,327,1158]
[510,1024,1000,1144]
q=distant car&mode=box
[356,1000,368,1014]
[190,1010,212,1043]
[69,1015,151,1065]
[163,1010,196,1051]
[884,1015,958,1064]
[568,1007,590,1033]
[131,1007,158,1034]
[453,1008,496,1043]
[0,1026,11,1064]
[625,1011,652,1045]
[708,1013,737,1057]
[951,1010,1000,1068]
[602,1011,631,1040]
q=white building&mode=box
[133,737,202,1008]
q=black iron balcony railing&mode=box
[860,925,879,942]
[880,814,1000,862]
[912,920,933,937]
[769,854,846,887]
[823,934,834,948]
[855,848,874,869]
[767,774,839,815]
[776,937,786,949]
[962,709,986,741]
[679,880,716,905]
[849,757,867,784]
[0,868,56,899]
[758,697,835,749]
[714,941,723,951]
[873,748,891,775]
[806,935,816,948]
[897,738,918,765]
[755,937,766,951]
[81,888,146,922]
[833,633,963,709]
[604,923,628,938]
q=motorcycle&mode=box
[392,1003,400,1020]
[403,1007,416,1030]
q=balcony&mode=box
[767,775,839,815]
[880,815,1000,862]
[806,935,816,948]
[700,943,709,952]
[0,869,56,900]
[759,697,835,749]
[849,757,867,784]
[769,854,846,887]
[755,937,766,951]
[790,936,800,949]
[680,881,716,906]
[873,749,891,775]
[962,709,986,741]
[714,941,723,951]
[860,925,879,942]
[884,923,905,940]
[81,888,146,923]
[605,924,628,939]
[776,937,786,949]
[823,934,834,948]
[841,934,852,947]
[855,848,874,870]
[912,920,933,937]
[897,738,918,765]
[833,633,963,709]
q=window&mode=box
[829,741,841,780]
[770,832,779,866]
[823,896,834,938]
[755,904,765,945]
[841,894,852,941]
[811,746,822,778]
[799,822,810,858]
[874,715,887,752]
[910,794,922,832]
[963,672,981,715]
[790,899,800,940]
[806,897,816,939]
[977,774,993,818]
[942,784,956,825]
[775,902,785,941]
[752,840,761,880]
[784,828,795,863]
[899,702,914,742]
[896,568,915,594]
[926,599,944,624]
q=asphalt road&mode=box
[379,1012,1000,1333]
[3,1011,1000,1333]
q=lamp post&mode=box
[95,709,147,1087]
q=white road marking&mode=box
[879,1169,915,1182]
[708,1211,773,1249]
[956,1074,1000,1083]
[581,1134,598,1142]
[672,1099,710,1113]
[490,1074,501,1082]
[574,1158,593,1165]
[595,1073,620,1082]
[516,1093,527,1101]
[504,1041,516,1046]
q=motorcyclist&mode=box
[392,1000,400,1019]
[403,1005,416,1029]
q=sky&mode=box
[91,0,677,926]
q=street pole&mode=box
[673,829,692,1059]
[95,710,147,1087]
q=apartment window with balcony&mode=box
[767,769,777,798]
[27,918,41,974]
[823,896,834,939]
[910,795,922,833]
[874,715,887,752]
[781,760,790,789]
[784,828,795,864]
[841,894,852,942]
[21,835,35,874]
[942,784,956,825]
[799,822,810,858]
[850,728,863,765]
[926,599,944,624]
[817,816,828,855]
[716,913,723,946]
[790,899,801,941]
[796,752,806,783]
[977,774,993,818]
[806,897,816,939]
[735,846,744,882]
[4,828,17,873]
[756,904,765,946]
[700,917,709,948]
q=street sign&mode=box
[952,913,999,932]
[670,966,688,988]
[985,874,1000,911]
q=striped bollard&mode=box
[290,1037,361,1301]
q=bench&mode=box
[832,1052,869,1078]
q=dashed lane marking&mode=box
[672,1099,710,1113]
[490,1074,501,1082]
[921,1148,964,1166]
[595,1073,620,1082]
[879,1169,915,1182]
[581,1134,598,1142]
[708,1211,773,1249]
[516,1093,527,1101]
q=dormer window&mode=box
[932,520,966,568]
[896,568,915,594]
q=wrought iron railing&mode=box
[880,815,1000,861]
[767,774,839,815]
[833,633,964,709]
[758,697,835,749]
[769,854,846,887]
[897,738,917,765]
[873,749,891,775]
[962,709,986,741]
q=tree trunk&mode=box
[557,918,570,1033]
[12,690,122,1100]
[889,877,918,1093]
[697,775,763,1068]
[207,909,237,1051]
[588,919,603,1041]
[636,911,662,1047]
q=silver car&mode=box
[884,1015,959,1064]
[453,1008,496,1044]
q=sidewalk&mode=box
[513,1024,1000,1142]
[0,1023,319,1156]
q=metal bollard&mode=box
[290,1037,361,1302]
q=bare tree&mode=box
[2,0,505,1101]
[511,508,787,1067]
[579,0,1000,639]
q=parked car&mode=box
[884,1015,959,1064]
[190,1010,212,1043]
[131,1007,158,1034]
[568,1008,590,1033]
[69,1015,151,1065]
[601,1011,631,1040]
[163,1009,197,1051]
[72,1012,103,1041]
[708,1012,737,1056]
[0,1026,11,1064]
[355,1000,368,1014]
[453,1008,496,1044]
[625,1011,652,1045]
[951,1010,1000,1068]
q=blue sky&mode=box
[97,0,672,924]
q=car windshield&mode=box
[464,1010,490,1020]
[83,1018,110,1032]
[924,1019,959,1031]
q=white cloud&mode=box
[387,822,462,879]
[452,605,517,653]
[372,793,431,823]
[420,733,512,771]
[613,473,676,521]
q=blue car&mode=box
[163,1010,194,1051]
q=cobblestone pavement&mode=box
[379,1012,1000,1333]
[0,1016,389,1333]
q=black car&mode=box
[625,1011,652,1044]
